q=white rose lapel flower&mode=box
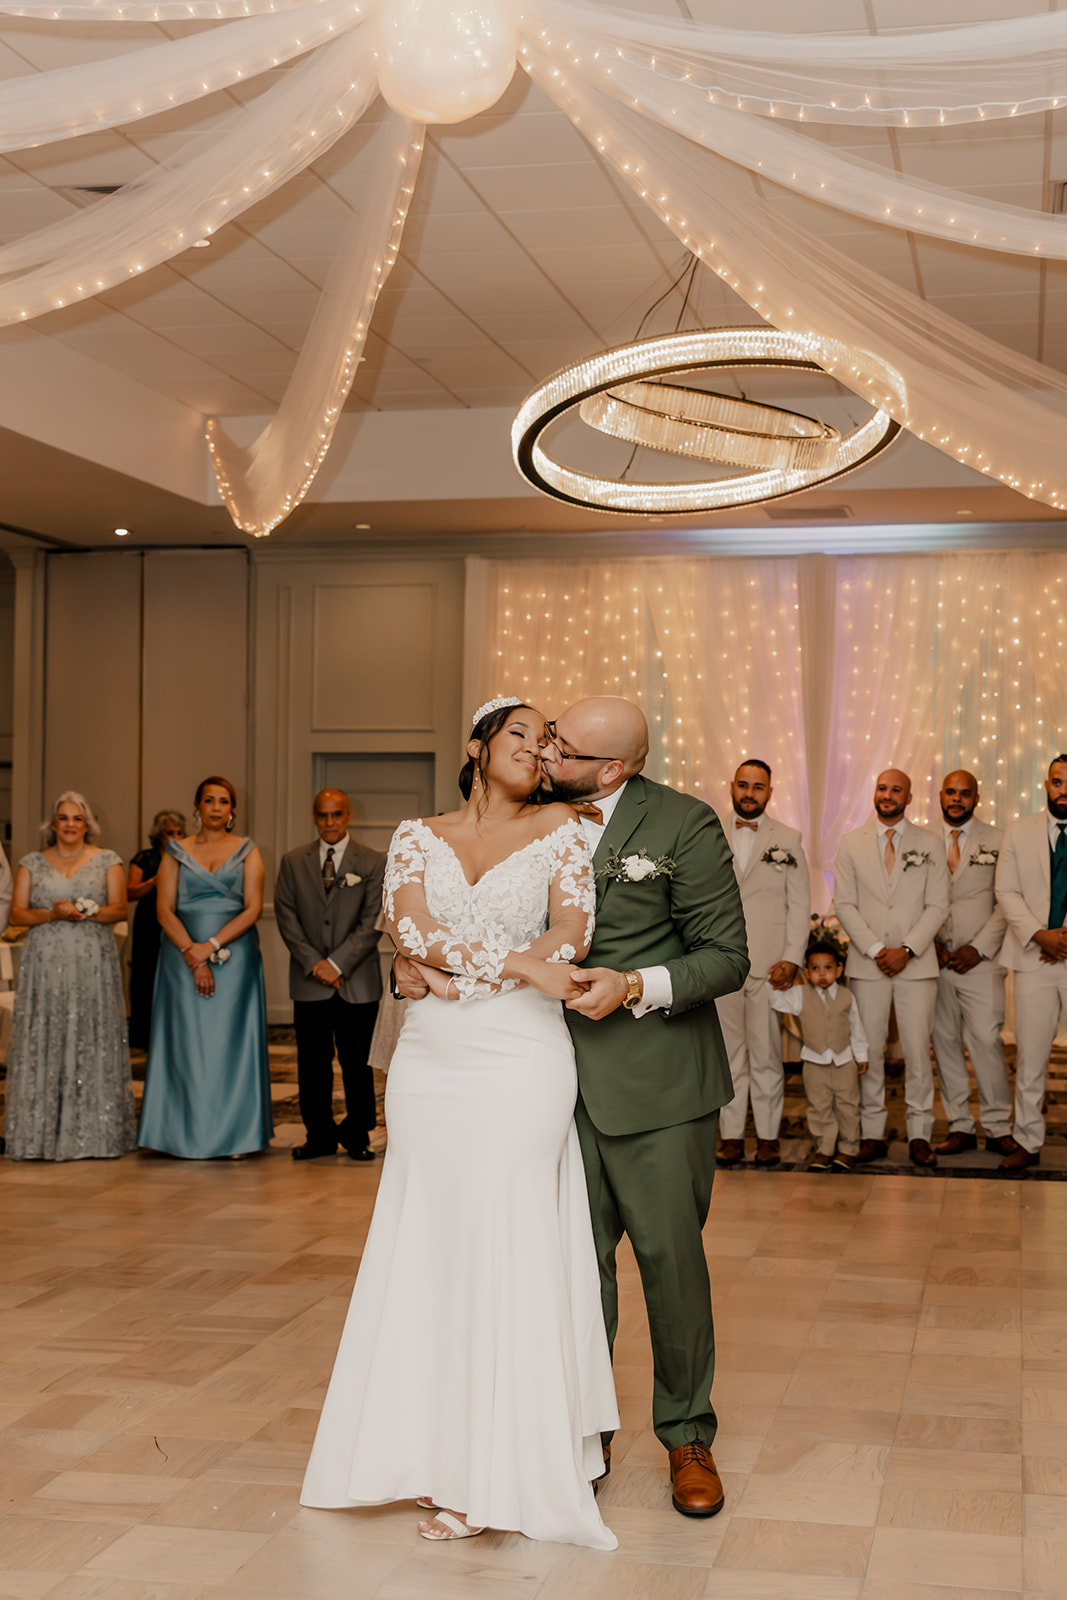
[73,896,99,919]
[971,847,999,867]
[761,845,798,873]
[342,872,362,888]
[598,847,675,885]
[901,850,931,871]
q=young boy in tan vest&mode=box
[770,937,869,1171]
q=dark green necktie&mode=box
[1051,824,1067,929]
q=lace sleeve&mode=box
[384,820,512,999]
[522,819,596,966]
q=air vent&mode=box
[763,503,852,521]
[55,184,124,209]
[1046,180,1067,215]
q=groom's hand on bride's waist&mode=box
[393,953,430,1000]
[565,967,629,1020]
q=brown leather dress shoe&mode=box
[669,1442,725,1517]
[717,1139,744,1167]
[754,1138,780,1167]
[935,1131,977,1155]
[909,1138,938,1168]
[986,1134,1023,1157]
[1000,1143,1040,1171]
[857,1138,888,1162]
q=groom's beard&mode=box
[542,771,602,804]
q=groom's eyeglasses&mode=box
[543,722,617,764]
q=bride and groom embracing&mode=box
[300,695,750,1550]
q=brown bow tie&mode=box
[573,802,604,825]
[735,820,759,831]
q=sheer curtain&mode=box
[473,550,1067,909]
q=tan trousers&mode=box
[803,1057,861,1156]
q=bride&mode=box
[299,697,618,1550]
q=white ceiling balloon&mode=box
[2,0,1067,532]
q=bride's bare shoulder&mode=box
[532,801,581,834]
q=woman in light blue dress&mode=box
[5,791,135,1161]
[138,775,272,1159]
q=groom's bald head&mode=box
[561,697,649,778]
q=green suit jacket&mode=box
[565,774,749,1137]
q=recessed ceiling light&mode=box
[192,238,211,248]
[114,527,130,537]
[955,509,975,517]
[354,522,371,529]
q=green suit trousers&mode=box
[574,1096,719,1452]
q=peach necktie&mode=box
[948,829,962,872]
[883,828,896,873]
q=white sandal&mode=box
[417,1511,485,1541]
[415,1497,439,1510]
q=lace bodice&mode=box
[384,817,596,1000]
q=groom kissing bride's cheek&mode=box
[542,697,749,1513]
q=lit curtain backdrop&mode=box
[473,550,1067,908]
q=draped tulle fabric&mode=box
[4,1,1067,527]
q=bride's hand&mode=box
[523,958,586,1003]
[418,963,459,1000]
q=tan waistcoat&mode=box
[798,984,853,1056]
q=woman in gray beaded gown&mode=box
[4,791,135,1161]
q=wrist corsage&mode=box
[209,945,232,965]
[598,847,675,884]
[73,897,100,919]
[902,850,931,871]
[761,846,798,872]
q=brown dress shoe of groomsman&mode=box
[1000,1142,1040,1171]
[717,1139,745,1167]
[986,1134,1024,1157]
[669,1442,725,1517]
[909,1139,938,1168]
[857,1138,888,1163]
[754,1138,780,1167]
[935,1131,977,1156]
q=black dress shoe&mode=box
[857,1138,888,1162]
[292,1143,338,1161]
[346,1146,376,1162]
[909,1138,938,1168]
[935,1131,977,1156]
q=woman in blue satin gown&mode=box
[138,776,272,1159]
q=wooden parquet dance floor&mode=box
[2,1146,1067,1600]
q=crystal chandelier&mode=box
[512,327,905,515]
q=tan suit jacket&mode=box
[996,811,1060,972]
[939,818,1006,960]
[834,818,948,982]
[730,816,811,977]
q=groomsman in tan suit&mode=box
[932,771,1021,1161]
[994,754,1067,1170]
[716,760,810,1168]
[833,769,948,1167]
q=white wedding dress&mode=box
[300,816,619,1550]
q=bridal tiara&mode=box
[471,695,524,730]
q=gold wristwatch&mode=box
[622,970,643,1010]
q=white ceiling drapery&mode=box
[3,1,1067,531]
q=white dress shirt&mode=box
[729,811,765,873]
[770,981,870,1064]
[1047,811,1067,851]
[576,783,672,1019]
[318,833,350,973]
[942,817,973,870]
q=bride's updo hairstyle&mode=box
[459,699,537,804]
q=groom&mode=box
[542,697,748,1518]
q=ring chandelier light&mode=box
[511,327,904,515]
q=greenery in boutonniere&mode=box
[598,847,675,885]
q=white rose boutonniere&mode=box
[342,872,362,888]
[971,847,999,867]
[598,847,675,885]
[901,850,931,871]
[73,897,100,919]
[761,846,798,873]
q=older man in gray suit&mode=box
[274,789,385,1162]
[833,768,948,1168]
